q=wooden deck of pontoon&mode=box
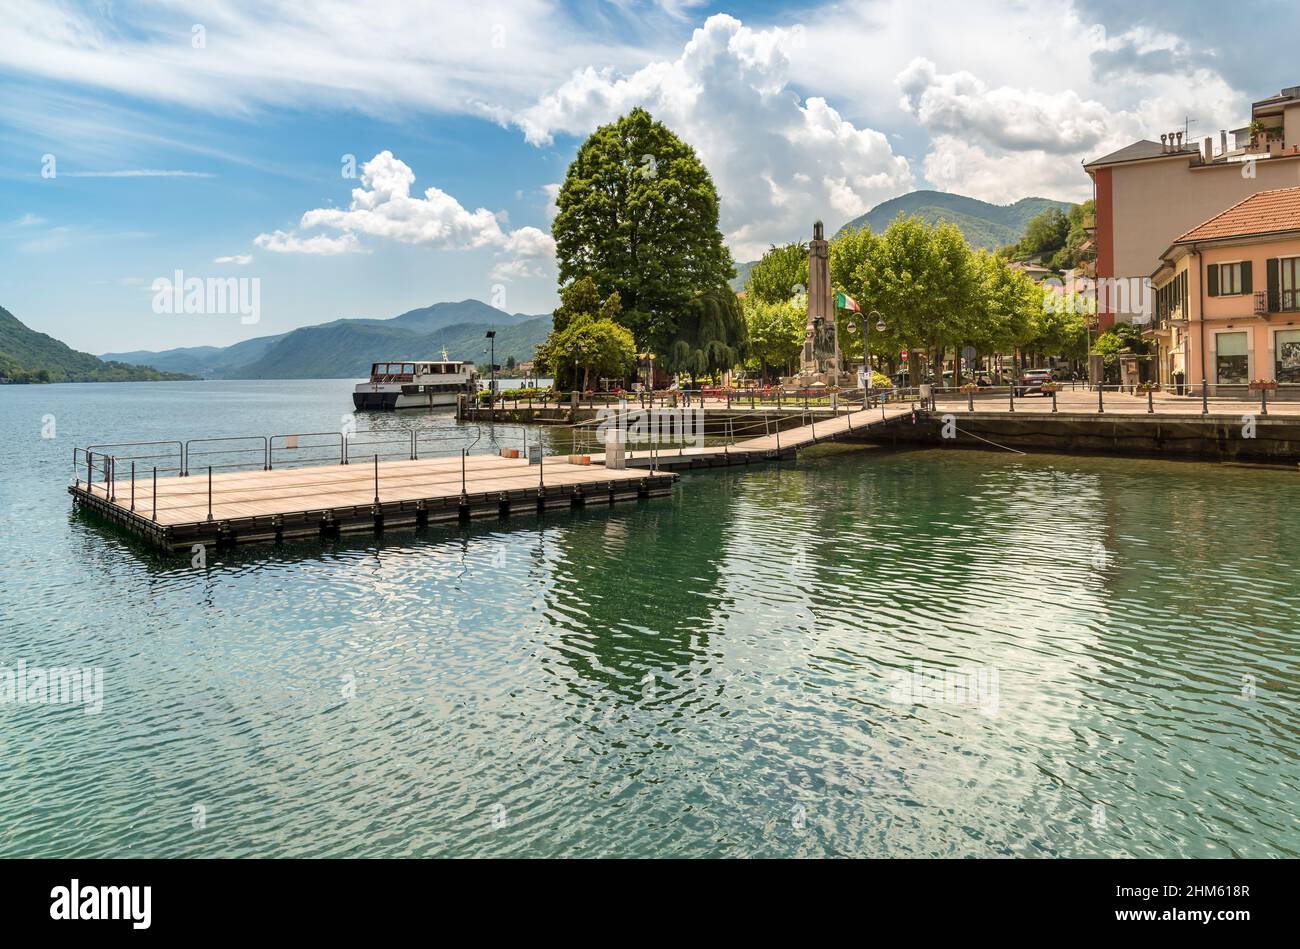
[68,403,915,550]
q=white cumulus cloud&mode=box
[254,230,362,255]
[503,14,914,259]
[896,54,1248,202]
[257,151,555,277]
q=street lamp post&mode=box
[846,309,886,404]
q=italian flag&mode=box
[835,291,860,313]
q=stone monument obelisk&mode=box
[801,220,839,381]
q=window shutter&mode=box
[1241,261,1253,294]
[1207,264,1220,297]
[1268,258,1281,312]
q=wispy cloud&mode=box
[58,169,215,178]
[214,254,252,264]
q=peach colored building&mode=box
[1150,188,1300,393]
[1085,86,1300,330]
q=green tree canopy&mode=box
[552,107,735,355]
[741,295,803,382]
[538,313,637,390]
[552,275,621,334]
[1092,323,1151,364]
[664,287,747,380]
[745,242,809,305]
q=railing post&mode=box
[1261,387,1269,416]
[1008,387,1015,413]
[152,466,157,521]
[1147,388,1154,414]
[968,390,974,413]
[87,450,93,494]
[461,449,467,496]
[130,461,136,512]
[1201,382,1208,415]
[1098,385,1105,414]
[109,457,116,502]
[374,454,380,505]
[1051,390,1058,413]
[206,466,213,522]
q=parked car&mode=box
[1015,368,1054,397]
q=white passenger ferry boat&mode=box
[352,354,479,410]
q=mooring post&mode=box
[1051,389,1058,413]
[206,466,213,522]
[1098,384,1105,414]
[1261,387,1269,417]
[968,390,975,413]
[1147,389,1154,414]
[1201,381,1209,415]
[1008,387,1015,413]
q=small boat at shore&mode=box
[353,354,478,410]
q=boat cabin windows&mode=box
[369,361,467,380]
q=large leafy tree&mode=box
[665,287,746,381]
[746,242,809,305]
[537,314,637,391]
[552,107,737,357]
[851,217,978,385]
[741,295,804,382]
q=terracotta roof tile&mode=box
[1175,187,1300,242]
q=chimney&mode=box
[1221,129,1228,155]
[1203,136,1213,161]
[1160,133,1169,152]
[1176,131,1184,149]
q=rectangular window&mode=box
[1276,329,1300,384]
[1216,331,1249,385]
[1283,257,1300,312]
[1219,262,1244,296]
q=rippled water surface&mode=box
[2,380,1298,857]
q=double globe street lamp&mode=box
[845,309,886,398]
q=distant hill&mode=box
[102,299,552,380]
[836,191,1072,250]
[729,259,756,293]
[0,305,196,384]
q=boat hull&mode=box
[352,389,463,411]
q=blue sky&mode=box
[1,0,1296,354]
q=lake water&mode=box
[2,379,1298,857]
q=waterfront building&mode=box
[1084,85,1300,329]
[1149,187,1300,391]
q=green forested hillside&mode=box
[0,305,196,383]
[836,191,1072,250]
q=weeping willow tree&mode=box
[662,287,747,383]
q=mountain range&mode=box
[0,305,196,383]
[730,190,1073,289]
[101,299,552,379]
